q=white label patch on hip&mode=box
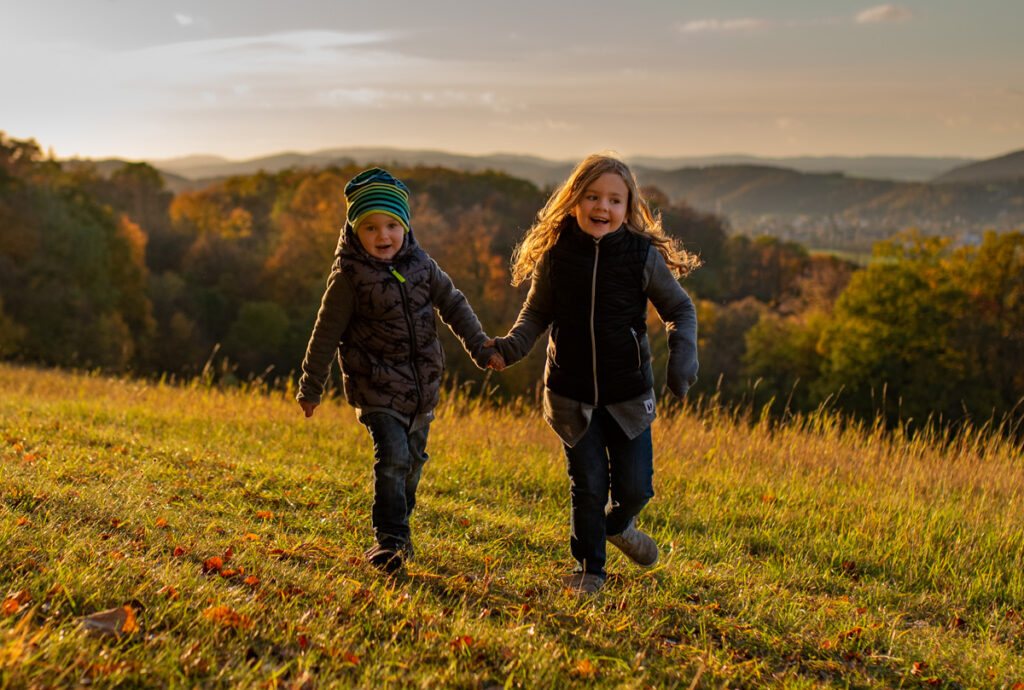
[644,398,655,414]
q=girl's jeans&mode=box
[563,407,654,579]
[362,412,430,550]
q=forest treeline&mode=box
[1,132,1022,429]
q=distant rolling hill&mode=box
[150,148,973,186]
[633,154,973,182]
[932,149,1024,184]
[152,148,575,188]
[640,164,1024,225]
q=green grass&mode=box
[2,364,1024,688]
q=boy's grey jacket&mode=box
[494,224,698,446]
[297,226,493,426]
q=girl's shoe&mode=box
[559,572,604,595]
[607,518,658,567]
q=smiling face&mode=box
[571,172,629,239]
[354,212,406,261]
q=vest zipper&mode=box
[630,327,642,370]
[391,264,423,414]
[590,239,600,406]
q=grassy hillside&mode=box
[2,364,1024,688]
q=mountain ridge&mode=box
[149,147,976,185]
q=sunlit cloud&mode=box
[678,18,770,33]
[776,117,804,131]
[856,5,912,24]
[938,114,972,129]
[174,13,193,27]
[680,6,912,35]
[500,118,575,133]
[316,88,516,112]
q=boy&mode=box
[297,168,500,573]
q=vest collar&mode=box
[563,217,630,247]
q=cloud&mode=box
[174,13,194,27]
[855,5,912,24]
[679,7,911,35]
[678,18,770,33]
[316,88,517,113]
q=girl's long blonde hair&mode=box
[510,153,701,286]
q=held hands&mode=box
[298,400,318,418]
[484,339,506,371]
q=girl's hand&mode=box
[483,339,506,371]
[298,400,318,418]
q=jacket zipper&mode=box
[630,327,642,370]
[590,239,600,406]
[391,264,423,414]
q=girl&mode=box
[491,153,700,594]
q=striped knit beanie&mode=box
[344,168,411,233]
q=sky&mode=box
[3,0,1023,162]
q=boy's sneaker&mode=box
[559,572,605,595]
[607,518,658,567]
[365,543,403,574]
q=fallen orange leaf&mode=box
[202,605,252,629]
[203,556,224,573]
[255,510,274,519]
[173,546,187,557]
[121,606,140,634]
[242,533,260,541]
[219,569,237,578]
[155,517,169,528]
[15,518,29,527]
[2,598,19,615]
[79,604,140,637]
[575,659,597,677]
[450,635,473,650]
[244,576,260,586]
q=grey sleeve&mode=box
[494,254,554,366]
[428,260,494,368]
[644,250,698,399]
[297,267,355,405]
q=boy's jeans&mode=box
[563,407,654,580]
[362,413,430,550]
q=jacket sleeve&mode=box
[644,250,698,399]
[494,254,554,366]
[428,260,495,369]
[297,267,356,405]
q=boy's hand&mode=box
[298,400,318,418]
[483,339,505,371]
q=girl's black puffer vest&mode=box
[546,220,653,405]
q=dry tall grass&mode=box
[2,364,1023,687]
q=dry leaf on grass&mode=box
[79,604,142,638]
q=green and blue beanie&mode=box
[344,168,411,233]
